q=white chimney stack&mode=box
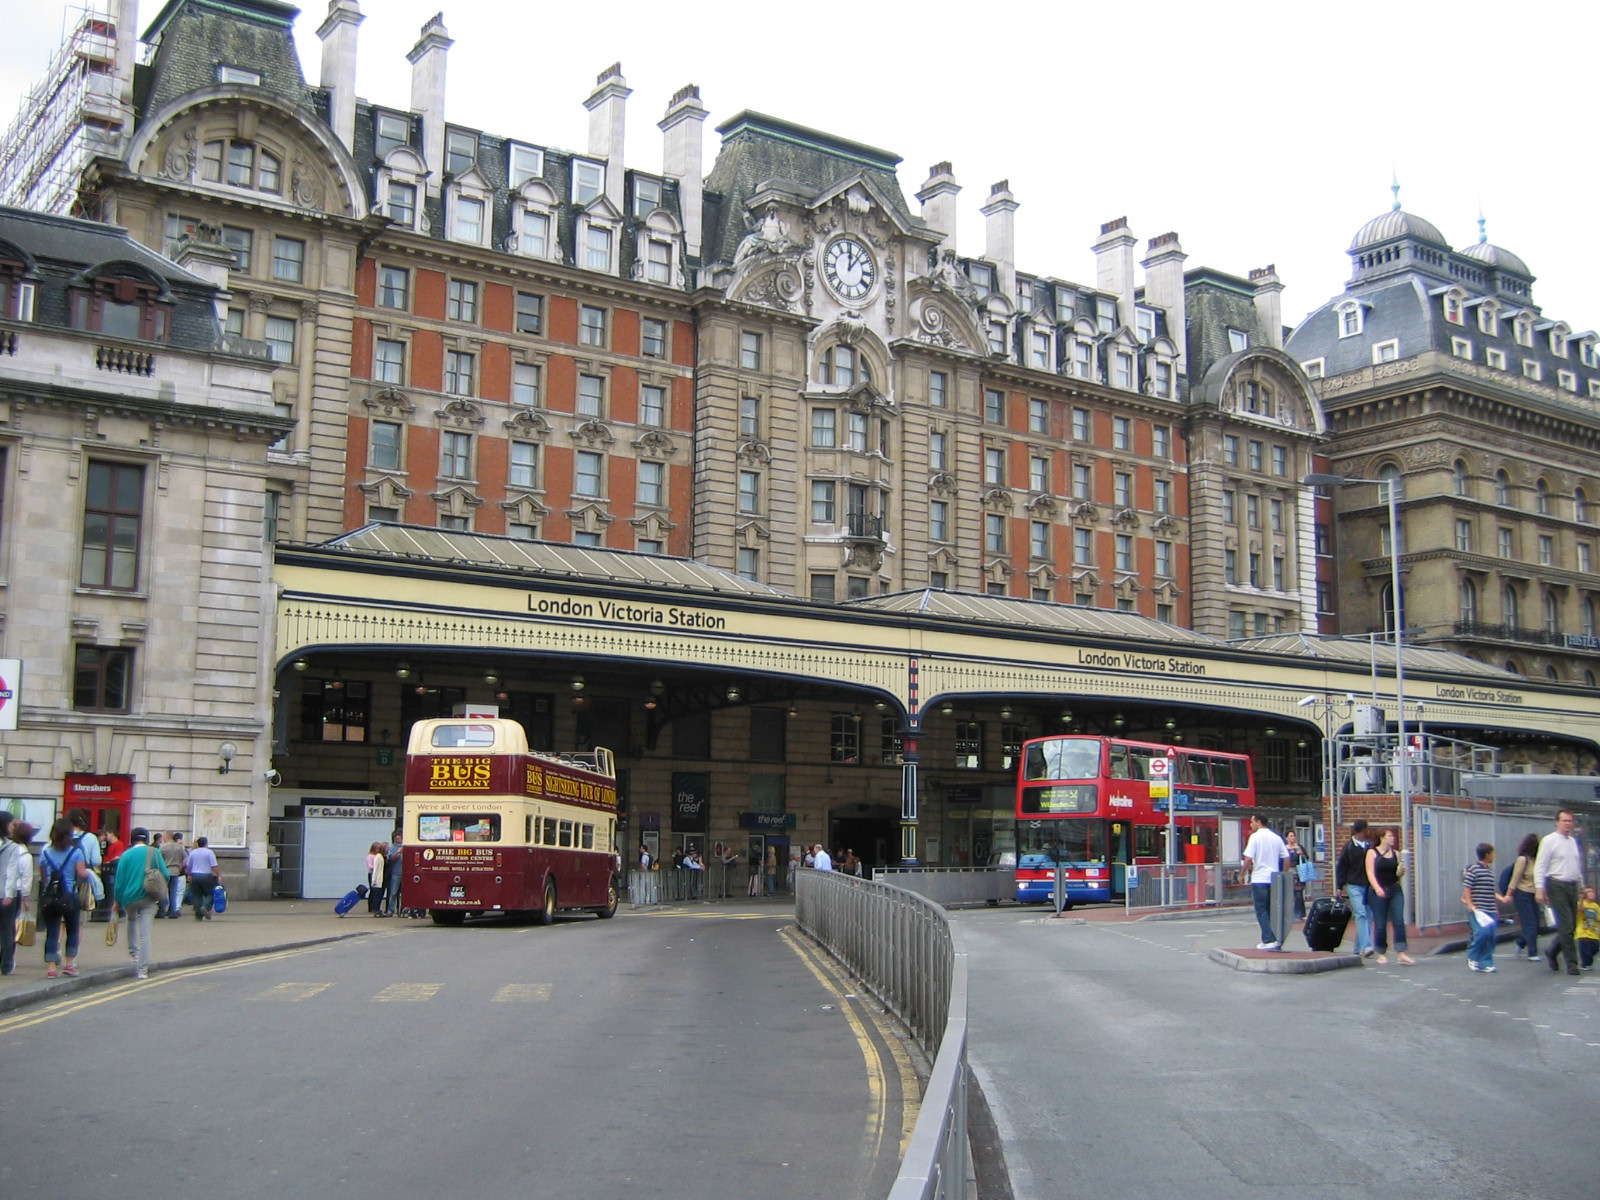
[407,12,453,197]
[916,162,960,255]
[1251,264,1285,349]
[110,0,138,115]
[585,63,631,212]
[1093,217,1137,330]
[980,180,1018,301]
[659,84,707,259]
[1141,232,1188,373]
[317,0,364,153]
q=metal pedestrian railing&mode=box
[628,864,759,906]
[795,870,969,1200]
[872,865,1006,906]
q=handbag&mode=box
[142,847,166,903]
[105,918,119,946]
[1296,860,1318,884]
[15,914,36,947]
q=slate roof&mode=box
[140,0,313,119]
[1349,208,1449,252]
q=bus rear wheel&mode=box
[534,880,556,926]
[429,909,465,926]
[595,878,619,919]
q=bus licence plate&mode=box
[450,886,466,899]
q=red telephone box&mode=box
[62,774,133,845]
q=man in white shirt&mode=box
[1242,814,1289,950]
[812,844,833,872]
[1535,810,1585,976]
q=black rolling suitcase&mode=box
[1304,895,1351,952]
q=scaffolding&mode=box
[0,1,131,216]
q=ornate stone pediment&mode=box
[1026,492,1058,518]
[503,408,552,440]
[930,472,958,496]
[1070,500,1098,522]
[847,542,884,572]
[736,439,771,464]
[1152,514,1181,535]
[569,420,615,449]
[364,388,415,419]
[636,430,681,459]
[1113,506,1141,529]
[981,487,1012,510]
[435,398,485,429]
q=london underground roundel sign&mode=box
[0,659,19,732]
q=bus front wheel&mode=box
[534,880,557,926]
[429,909,465,926]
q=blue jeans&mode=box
[1468,911,1497,967]
[1252,882,1276,943]
[1370,887,1407,954]
[1511,889,1540,957]
[166,871,186,918]
[43,904,81,964]
[1345,884,1373,954]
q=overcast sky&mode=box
[4,1,1597,331]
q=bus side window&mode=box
[1109,744,1130,779]
[1129,748,1152,781]
[543,817,558,846]
[581,824,595,849]
[1190,758,1212,786]
[525,816,534,843]
[1233,759,1253,790]
[1176,753,1193,785]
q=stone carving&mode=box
[1113,507,1141,529]
[1070,500,1098,522]
[926,249,979,306]
[364,388,415,419]
[434,398,485,429]
[290,156,324,211]
[929,472,958,496]
[636,430,679,459]
[503,408,551,440]
[569,419,615,448]
[736,440,770,464]
[846,543,883,572]
[915,301,969,351]
[733,203,799,265]
[741,265,805,313]
[981,486,1012,509]
[246,291,272,314]
[159,128,197,182]
[1025,492,1058,517]
[299,299,319,322]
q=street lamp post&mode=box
[1303,472,1412,897]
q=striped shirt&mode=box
[1462,861,1498,913]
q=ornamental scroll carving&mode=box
[434,398,485,429]
[914,300,969,351]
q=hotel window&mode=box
[1315,523,1331,555]
[1338,304,1363,337]
[1498,527,1514,558]
[263,315,295,363]
[1248,552,1261,586]
[378,266,408,309]
[1055,290,1076,323]
[738,470,760,514]
[1272,556,1285,589]
[924,498,946,541]
[847,412,869,453]
[1031,331,1051,369]
[1586,598,1598,636]
[509,441,539,488]
[574,531,601,547]
[1580,544,1593,574]
[520,210,551,258]
[1229,612,1246,638]
[585,226,614,272]
[739,331,762,371]
[1486,348,1507,369]
[576,374,604,417]
[1155,541,1172,576]
[1536,480,1551,515]
[445,129,477,173]
[1157,603,1174,623]
[1073,527,1092,563]
[1453,460,1470,496]
[1030,455,1050,492]
[1113,352,1134,390]
[1068,409,1088,443]
[215,225,253,274]
[508,143,544,187]
[820,344,864,387]
[1113,416,1131,450]
[1153,360,1172,398]
[812,481,836,524]
[1301,358,1325,379]
[1028,398,1048,434]
[1068,463,1091,500]
[1246,494,1260,528]
[80,461,144,590]
[954,721,984,770]
[1223,491,1236,523]
[930,431,947,471]
[1452,337,1473,359]
[1016,280,1033,310]
[370,337,405,385]
[929,371,948,407]
[1271,446,1287,476]
[1152,425,1170,459]
[1560,369,1578,392]
[632,176,662,217]
[984,448,1005,485]
[453,195,485,243]
[811,408,836,447]
[1154,479,1170,513]
[1460,579,1478,623]
[642,317,667,358]
[513,362,541,407]
[271,236,305,283]
[1115,534,1133,571]
[811,574,837,601]
[447,279,478,323]
[579,306,607,347]
[1522,359,1542,381]
[1539,535,1553,566]
[368,505,400,524]
[1096,298,1117,334]
[74,646,133,712]
[1224,435,1239,466]
[444,351,475,396]
[435,432,471,481]
[640,385,666,428]
[1503,586,1519,628]
[1228,328,1249,352]
[1496,469,1513,506]
[1074,341,1094,380]
[575,451,603,496]
[1270,498,1283,532]
[736,547,759,581]
[829,713,861,764]
[1135,307,1156,344]
[984,389,1005,424]
[638,461,666,507]
[1444,293,1463,324]
[375,112,410,158]
[1318,582,1334,613]
[1544,591,1559,634]
[1248,440,1263,471]
[1030,521,1049,558]
[636,537,662,555]
[370,421,402,470]
[386,181,416,227]
[1455,519,1473,553]
[966,263,994,296]
[1114,472,1132,507]
[200,138,281,193]
[643,238,670,283]
[1515,316,1534,347]
[1577,488,1591,523]
[573,160,604,204]
[985,514,1004,553]
[1225,549,1238,585]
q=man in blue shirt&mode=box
[183,836,221,920]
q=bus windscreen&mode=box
[1022,737,1102,781]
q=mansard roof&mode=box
[139,0,314,120]
[1348,208,1449,253]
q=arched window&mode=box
[199,138,283,194]
[1576,488,1590,524]
[1504,658,1520,674]
[1536,479,1551,515]
[1453,459,1470,497]
[1502,584,1519,630]
[1459,579,1478,624]
[1495,469,1513,506]
[1547,665,1561,681]
[1585,598,1597,638]
[1586,669,1596,688]
[818,344,869,388]
[1544,590,1559,634]
[1380,581,1405,634]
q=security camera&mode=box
[263,769,282,786]
[1297,695,1318,708]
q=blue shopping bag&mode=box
[212,883,227,914]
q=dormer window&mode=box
[585,226,613,271]
[1443,292,1464,324]
[216,65,261,86]
[1228,328,1249,352]
[1334,299,1365,338]
[1477,303,1499,336]
[1096,298,1117,334]
[452,194,486,244]
[386,181,416,227]
[1055,289,1076,324]
[508,144,544,188]
[1514,314,1534,347]
[1549,326,1570,358]
[966,262,995,297]
[1030,329,1052,370]
[633,176,662,218]
[1372,340,1399,364]
[512,179,558,259]
[1136,307,1156,343]
[445,129,477,175]
[1522,359,1542,381]
[69,270,173,342]
[374,112,410,158]
[573,160,605,205]
[200,138,281,194]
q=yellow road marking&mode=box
[256,982,335,1002]
[492,983,552,1002]
[0,944,337,1034]
[373,983,443,1002]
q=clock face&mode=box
[824,237,876,300]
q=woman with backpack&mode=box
[0,816,35,976]
[38,817,91,977]
[1506,832,1542,962]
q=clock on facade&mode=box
[823,237,876,300]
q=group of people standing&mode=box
[0,809,223,980]
[365,832,405,915]
[1333,819,1415,965]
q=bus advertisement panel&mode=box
[1014,735,1255,905]
[402,718,621,924]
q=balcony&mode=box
[1452,620,1586,648]
[845,512,884,542]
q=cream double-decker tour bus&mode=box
[402,717,621,925]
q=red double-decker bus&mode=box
[402,717,621,925]
[1013,735,1255,906]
